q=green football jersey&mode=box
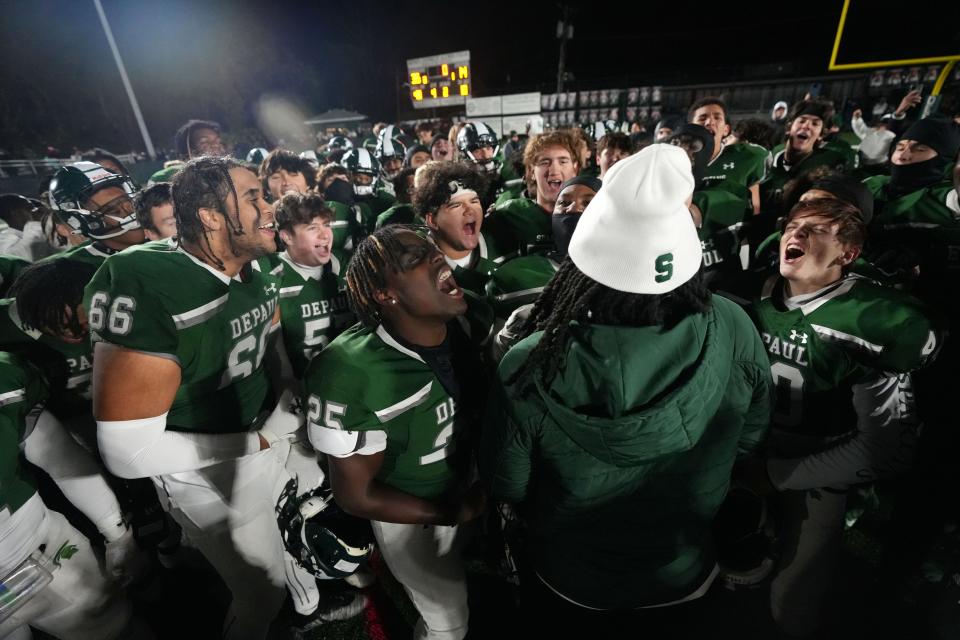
[702,142,770,193]
[375,203,421,230]
[750,274,938,439]
[493,182,527,207]
[864,178,960,319]
[485,254,559,321]
[267,252,354,379]
[694,188,751,274]
[356,189,397,233]
[761,146,853,212]
[483,197,552,258]
[0,255,29,298]
[822,138,858,171]
[0,351,48,515]
[444,232,509,298]
[326,199,362,266]
[84,240,281,433]
[40,240,116,268]
[305,323,475,501]
[0,298,94,420]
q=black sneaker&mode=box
[714,486,776,587]
[290,581,367,637]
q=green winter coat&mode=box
[481,295,771,609]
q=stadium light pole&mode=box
[93,0,156,159]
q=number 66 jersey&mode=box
[84,241,282,433]
[749,273,940,449]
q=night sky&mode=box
[0,0,955,154]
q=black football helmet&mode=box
[456,121,500,174]
[275,478,374,580]
[374,125,407,180]
[48,161,140,240]
[339,149,381,197]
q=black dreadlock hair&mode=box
[9,259,97,339]
[171,156,247,271]
[345,225,429,327]
[508,258,713,389]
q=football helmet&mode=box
[375,125,406,180]
[583,120,618,142]
[275,478,374,580]
[48,161,140,240]
[339,148,381,198]
[327,136,353,153]
[246,147,269,165]
[456,121,500,174]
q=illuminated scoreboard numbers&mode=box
[406,50,471,109]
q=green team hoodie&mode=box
[481,295,771,609]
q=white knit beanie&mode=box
[568,144,701,294]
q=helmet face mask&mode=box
[457,122,501,174]
[340,149,381,198]
[49,161,141,240]
[275,478,374,580]
[375,125,406,180]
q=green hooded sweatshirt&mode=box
[481,294,771,609]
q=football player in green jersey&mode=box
[417,161,506,296]
[668,123,752,294]
[375,167,420,229]
[47,161,146,266]
[487,175,600,333]
[258,149,317,202]
[485,130,580,258]
[307,226,487,640]
[338,148,397,230]
[0,352,151,639]
[761,99,852,218]
[742,197,940,637]
[689,97,770,213]
[864,118,960,319]
[87,157,354,639]
[863,122,960,582]
[272,192,353,379]
[147,118,224,185]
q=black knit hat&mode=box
[902,117,960,160]
[810,174,874,225]
[559,175,602,193]
[787,99,835,124]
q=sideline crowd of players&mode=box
[0,85,958,640]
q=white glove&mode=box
[258,389,305,447]
[104,527,150,587]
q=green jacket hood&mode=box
[528,311,724,466]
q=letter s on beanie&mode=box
[568,144,701,294]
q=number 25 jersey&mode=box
[305,323,474,502]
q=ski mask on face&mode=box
[666,123,715,187]
[552,175,602,257]
[889,157,947,196]
[889,117,960,196]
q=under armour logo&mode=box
[264,283,278,296]
[723,162,735,170]
[790,330,808,344]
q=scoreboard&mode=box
[406,50,470,109]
